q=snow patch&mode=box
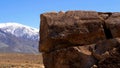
[0,22,39,40]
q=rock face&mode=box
[43,45,96,68]
[39,11,120,68]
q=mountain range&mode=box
[0,23,39,54]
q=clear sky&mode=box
[0,0,119,29]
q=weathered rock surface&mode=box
[92,38,120,61]
[43,45,96,68]
[39,10,120,68]
[106,12,120,38]
[40,11,106,52]
[97,38,120,68]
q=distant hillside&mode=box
[0,23,39,54]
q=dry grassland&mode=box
[0,53,44,68]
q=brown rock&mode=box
[92,38,119,60]
[92,38,120,68]
[105,12,120,38]
[40,11,106,52]
[43,45,96,68]
[39,11,120,68]
[98,39,120,68]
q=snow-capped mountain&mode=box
[0,23,39,54]
[0,23,39,40]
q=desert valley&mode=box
[0,53,44,68]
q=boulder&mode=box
[92,38,120,60]
[40,11,106,52]
[43,45,96,68]
[97,38,120,68]
[106,12,120,38]
[39,10,120,68]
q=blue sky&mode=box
[0,0,119,29]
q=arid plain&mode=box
[0,53,44,68]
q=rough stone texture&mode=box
[40,11,106,52]
[43,45,96,68]
[105,12,120,38]
[39,10,120,68]
[97,38,120,68]
[92,38,120,60]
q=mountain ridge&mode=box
[0,22,39,54]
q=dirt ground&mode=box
[0,53,44,68]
